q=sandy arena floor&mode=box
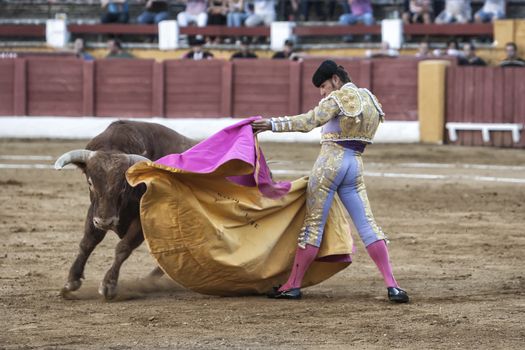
[1,139,524,349]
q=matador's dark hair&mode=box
[312,60,352,87]
[335,65,351,84]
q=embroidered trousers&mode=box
[298,142,386,248]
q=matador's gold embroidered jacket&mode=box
[270,82,385,143]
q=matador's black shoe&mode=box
[387,287,409,303]
[266,286,302,300]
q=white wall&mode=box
[0,117,419,143]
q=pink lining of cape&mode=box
[155,116,291,199]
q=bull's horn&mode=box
[54,149,94,170]
[127,154,151,165]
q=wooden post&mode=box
[152,60,165,117]
[418,60,450,144]
[221,61,233,117]
[82,60,94,116]
[288,61,301,116]
[14,58,26,116]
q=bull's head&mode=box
[55,150,150,231]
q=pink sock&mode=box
[366,240,399,288]
[279,244,319,291]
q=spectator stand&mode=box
[0,0,523,63]
[0,0,525,42]
[0,24,505,64]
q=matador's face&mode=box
[319,75,343,99]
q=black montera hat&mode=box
[312,60,338,87]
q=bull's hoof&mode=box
[60,280,82,298]
[99,281,118,300]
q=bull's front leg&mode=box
[61,204,107,297]
[99,218,144,300]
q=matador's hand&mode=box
[251,118,272,133]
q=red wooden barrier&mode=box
[372,58,419,121]
[0,60,15,115]
[231,60,294,118]
[1,57,420,121]
[5,57,525,148]
[164,59,225,118]
[26,58,84,116]
[446,66,525,148]
[95,59,155,117]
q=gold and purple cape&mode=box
[126,118,353,296]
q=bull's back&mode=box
[86,121,196,160]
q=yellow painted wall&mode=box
[77,45,519,65]
[0,44,511,67]
[494,19,525,58]
[418,60,450,144]
[494,20,515,48]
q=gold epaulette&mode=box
[361,88,385,120]
[326,87,363,117]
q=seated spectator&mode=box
[73,38,94,61]
[106,39,134,59]
[245,0,276,27]
[231,39,258,59]
[208,0,228,25]
[137,0,170,24]
[101,0,129,24]
[278,0,299,21]
[183,37,214,60]
[402,0,433,24]
[272,39,300,60]
[415,40,432,58]
[299,0,326,21]
[445,38,461,56]
[458,42,486,66]
[227,0,250,27]
[365,41,399,58]
[339,0,374,43]
[433,0,445,15]
[329,0,348,20]
[499,42,525,67]
[435,0,471,24]
[207,0,228,43]
[474,0,505,23]
[177,0,208,27]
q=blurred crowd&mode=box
[72,33,523,67]
[67,1,523,66]
[414,39,524,66]
[100,0,509,27]
[92,0,514,46]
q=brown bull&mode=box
[55,120,196,300]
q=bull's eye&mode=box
[87,177,94,191]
